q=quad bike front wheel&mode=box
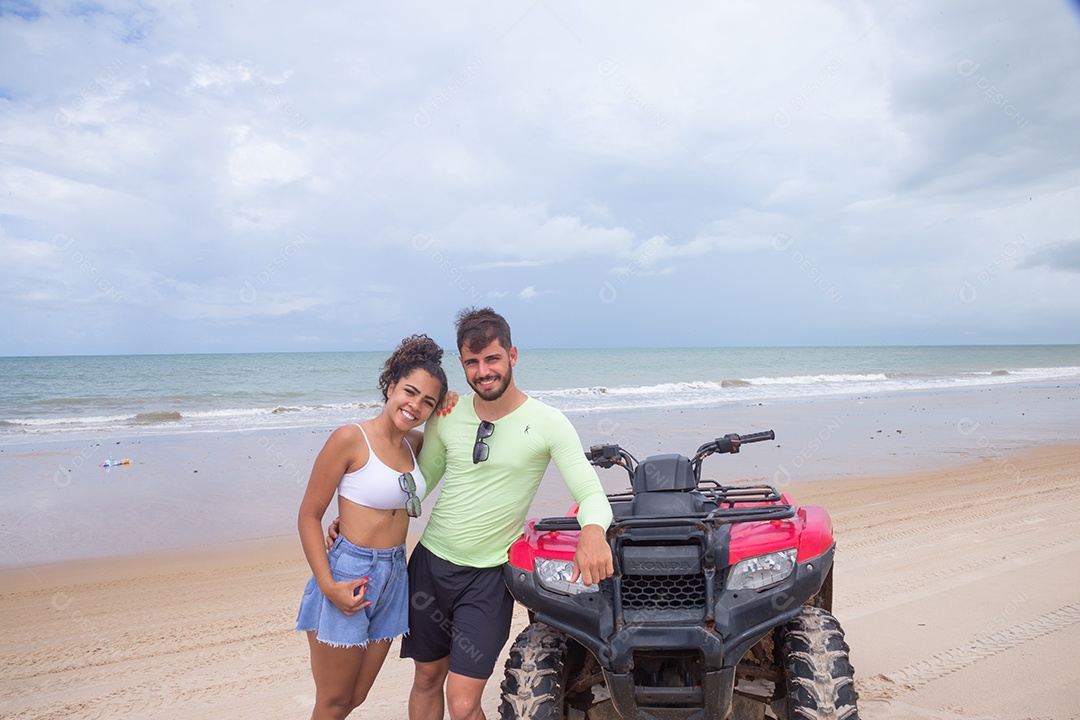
[499,622,609,719]
[774,606,859,720]
[500,622,574,719]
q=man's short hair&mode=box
[455,307,512,353]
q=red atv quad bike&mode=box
[499,430,858,720]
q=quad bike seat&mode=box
[629,454,707,518]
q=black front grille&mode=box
[621,573,707,609]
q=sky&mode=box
[2,1,1079,356]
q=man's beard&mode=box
[471,366,512,401]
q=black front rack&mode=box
[698,481,785,507]
[531,483,795,533]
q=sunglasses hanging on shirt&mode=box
[473,420,495,464]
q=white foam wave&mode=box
[746,373,890,385]
[4,413,132,428]
[0,400,388,444]
[532,365,1080,413]
[4,362,1078,445]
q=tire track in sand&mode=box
[840,503,1077,553]
[833,474,1079,534]
[839,532,1080,616]
[857,603,1080,700]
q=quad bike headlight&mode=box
[726,548,798,591]
[535,558,600,595]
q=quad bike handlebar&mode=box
[535,430,790,532]
[691,429,774,480]
[586,429,775,483]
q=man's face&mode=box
[459,338,516,401]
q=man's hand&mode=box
[570,524,614,586]
[325,517,340,550]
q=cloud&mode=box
[1019,239,1080,273]
[518,286,551,301]
[1,0,1078,354]
[437,204,638,264]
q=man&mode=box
[405,307,614,720]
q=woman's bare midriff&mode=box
[337,496,411,549]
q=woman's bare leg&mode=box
[308,632,393,719]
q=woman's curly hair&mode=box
[378,334,448,403]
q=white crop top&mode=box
[337,424,428,511]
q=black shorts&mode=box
[400,541,514,679]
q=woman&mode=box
[296,335,449,720]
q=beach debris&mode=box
[100,458,131,467]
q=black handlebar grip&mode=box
[738,430,775,444]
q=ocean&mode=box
[3,344,1080,567]
[3,345,1080,445]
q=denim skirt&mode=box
[295,535,409,647]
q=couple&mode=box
[296,307,615,719]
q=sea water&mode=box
[2,345,1080,445]
[2,345,1080,566]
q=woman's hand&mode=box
[322,576,370,615]
[435,390,459,417]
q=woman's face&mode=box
[385,368,442,430]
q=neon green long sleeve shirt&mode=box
[417,395,612,568]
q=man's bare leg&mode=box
[410,657,449,720]
[446,671,488,720]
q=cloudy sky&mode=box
[2,1,1079,356]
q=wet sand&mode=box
[3,380,1076,567]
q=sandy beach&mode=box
[2,444,1078,718]
[2,390,1080,716]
